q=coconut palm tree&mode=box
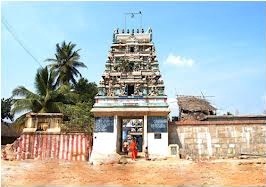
[12,67,69,115]
[45,41,87,86]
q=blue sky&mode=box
[1,2,266,116]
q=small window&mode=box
[143,56,148,61]
[127,85,134,96]
[128,62,134,72]
[130,47,134,53]
[154,133,161,139]
[170,146,177,155]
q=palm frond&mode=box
[71,67,82,77]
[12,99,35,114]
[73,61,87,68]
[12,86,39,99]
[13,113,28,131]
[45,41,86,86]
[45,58,57,62]
[35,67,49,96]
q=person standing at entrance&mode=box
[144,146,149,160]
[123,140,129,155]
[130,138,137,160]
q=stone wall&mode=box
[24,112,63,133]
[169,119,266,159]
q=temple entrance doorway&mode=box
[121,118,143,153]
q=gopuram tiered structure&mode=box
[90,27,170,163]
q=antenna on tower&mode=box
[174,88,178,97]
[200,91,205,99]
[124,11,142,30]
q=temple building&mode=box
[90,28,170,162]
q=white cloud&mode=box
[165,53,195,67]
[167,98,177,103]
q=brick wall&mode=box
[169,119,266,159]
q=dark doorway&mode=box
[121,118,143,153]
[127,85,134,96]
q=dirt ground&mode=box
[1,157,266,187]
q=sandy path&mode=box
[1,158,266,186]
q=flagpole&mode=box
[139,11,142,29]
[125,14,127,30]
[124,11,142,30]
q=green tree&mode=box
[73,78,98,104]
[61,78,98,133]
[1,97,14,121]
[11,41,96,133]
[46,41,87,86]
[61,102,94,133]
[12,67,70,115]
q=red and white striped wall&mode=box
[15,133,92,161]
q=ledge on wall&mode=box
[170,115,266,126]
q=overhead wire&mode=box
[1,16,43,68]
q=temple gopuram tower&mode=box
[90,27,170,163]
